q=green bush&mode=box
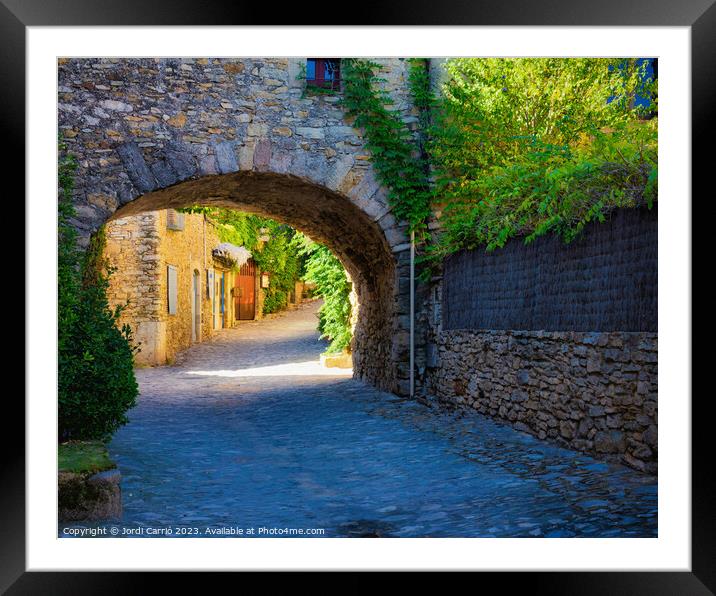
[58,140,138,442]
[292,234,352,354]
[426,58,657,260]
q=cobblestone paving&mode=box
[83,301,658,537]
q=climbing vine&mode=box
[407,58,434,142]
[341,59,432,233]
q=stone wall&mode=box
[59,57,423,394]
[104,209,230,365]
[424,328,657,474]
[420,206,658,474]
[58,469,122,521]
[104,211,165,364]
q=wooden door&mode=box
[192,270,201,342]
[219,272,225,327]
[235,259,256,320]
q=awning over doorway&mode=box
[212,243,252,268]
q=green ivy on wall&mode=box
[341,59,432,234]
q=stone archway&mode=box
[110,170,405,392]
[59,57,417,394]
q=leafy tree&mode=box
[426,58,657,257]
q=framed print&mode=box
[9,0,713,591]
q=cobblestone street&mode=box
[103,300,656,538]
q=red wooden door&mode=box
[235,259,256,320]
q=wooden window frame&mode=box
[306,58,341,90]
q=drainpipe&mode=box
[410,230,415,398]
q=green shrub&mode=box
[58,139,138,442]
[426,58,657,260]
[292,234,352,354]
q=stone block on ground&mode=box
[320,351,353,369]
[58,469,122,522]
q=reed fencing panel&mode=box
[442,206,658,332]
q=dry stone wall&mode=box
[421,208,658,474]
[424,328,657,474]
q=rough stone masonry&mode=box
[424,328,657,474]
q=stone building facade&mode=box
[104,208,258,365]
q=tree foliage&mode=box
[426,58,658,259]
[291,233,352,354]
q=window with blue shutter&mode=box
[306,58,341,90]
[167,265,178,315]
[167,209,185,231]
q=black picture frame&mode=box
[7,0,712,591]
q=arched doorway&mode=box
[58,57,417,394]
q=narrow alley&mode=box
[82,300,659,538]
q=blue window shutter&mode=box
[168,265,178,315]
[167,209,185,231]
